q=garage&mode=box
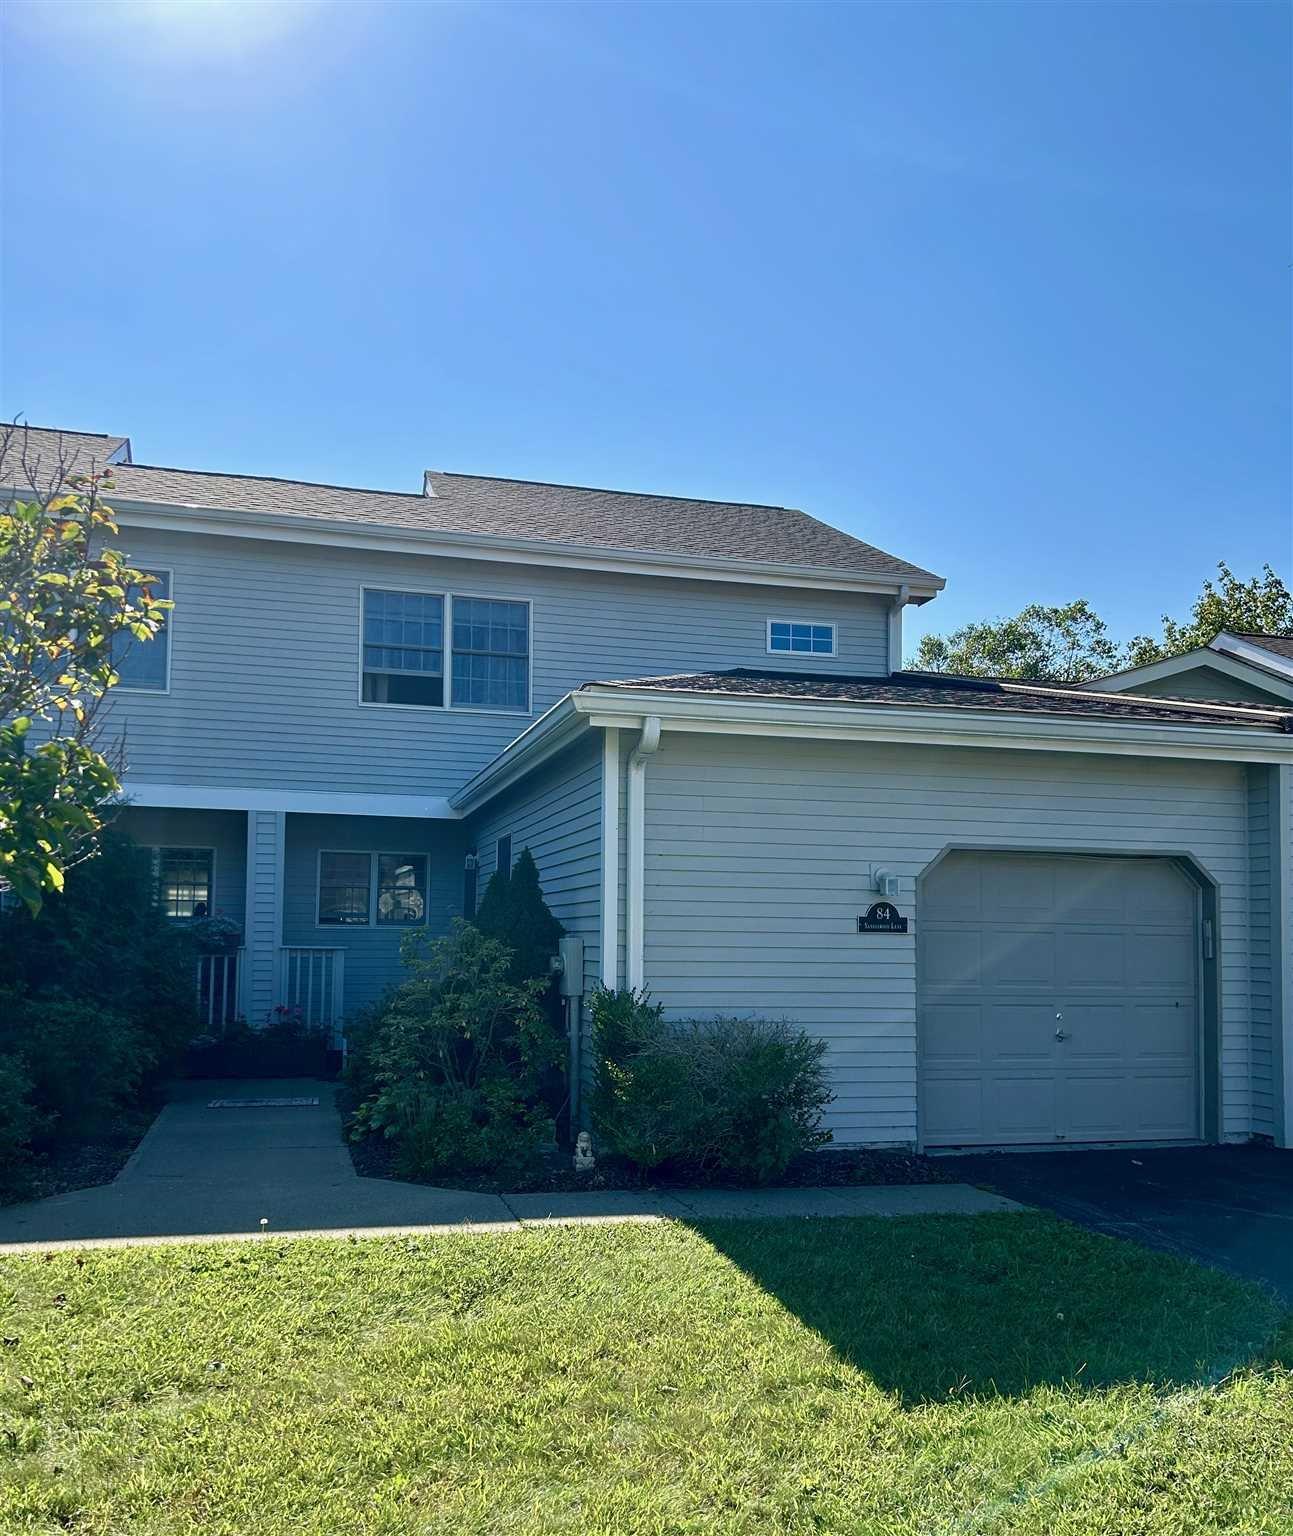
[919,851,1203,1148]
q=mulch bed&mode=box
[347,1135,953,1195]
[1,1112,157,1207]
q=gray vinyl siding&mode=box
[280,814,468,1018]
[640,735,1255,1147]
[101,526,891,799]
[468,737,604,991]
[467,736,605,1109]
[1123,667,1288,706]
[1248,766,1276,1136]
[116,806,246,928]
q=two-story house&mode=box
[11,425,1293,1153]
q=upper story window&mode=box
[361,589,444,707]
[151,845,213,919]
[112,570,172,691]
[361,588,529,712]
[318,850,429,927]
[767,619,836,658]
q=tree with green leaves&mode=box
[911,564,1292,683]
[1123,562,1292,667]
[1,425,170,912]
[910,599,1121,682]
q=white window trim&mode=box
[315,848,430,930]
[765,617,838,659]
[356,583,533,716]
[113,566,174,695]
[151,843,216,920]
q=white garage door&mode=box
[919,852,1200,1147]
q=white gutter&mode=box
[104,496,944,601]
[574,686,1293,765]
[449,696,585,814]
[625,717,662,992]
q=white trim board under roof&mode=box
[451,670,1293,815]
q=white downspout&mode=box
[888,583,911,674]
[625,716,662,992]
[600,727,620,990]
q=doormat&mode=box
[207,1097,321,1108]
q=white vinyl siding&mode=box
[640,735,1254,1148]
[101,528,891,797]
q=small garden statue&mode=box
[573,1131,595,1172]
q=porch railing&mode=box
[196,948,244,1032]
[279,946,346,1044]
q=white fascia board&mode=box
[1086,645,1293,701]
[572,688,1293,764]
[120,782,458,819]
[111,499,944,600]
[1211,631,1293,682]
[449,697,587,814]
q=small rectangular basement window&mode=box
[768,620,836,657]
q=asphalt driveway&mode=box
[937,1144,1293,1301]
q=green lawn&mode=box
[2,1213,1290,1534]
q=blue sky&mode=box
[2,0,1289,654]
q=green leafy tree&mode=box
[0,425,170,911]
[910,599,1120,683]
[1123,562,1293,667]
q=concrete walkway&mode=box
[0,1079,1021,1253]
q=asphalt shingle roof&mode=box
[583,667,1293,732]
[1,424,131,478]
[1231,633,1293,661]
[2,424,941,585]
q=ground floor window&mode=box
[151,846,214,919]
[318,851,429,927]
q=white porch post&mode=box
[242,810,286,1026]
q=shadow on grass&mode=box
[687,1211,1282,1406]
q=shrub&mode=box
[351,921,564,1180]
[0,990,144,1139]
[474,848,565,988]
[591,989,834,1183]
[0,826,199,1163]
[0,826,197,1083]
[471,847,568,1129]
[0,1052,41,1196]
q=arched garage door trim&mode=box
[915,845,1220,1150]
